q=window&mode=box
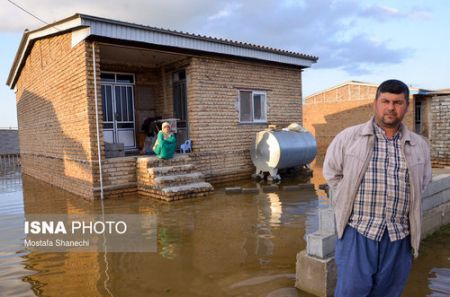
[239,90,267,123]
[100,72,134,84]
[173,70,186,82]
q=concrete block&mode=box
[423,174,450,198]
[225,187,242,194]
[423,192,445,211]
[295,250,336,297]
[422,200,450,238]
[319,208,336,234]
[241,188,259,194]
[306,233,337,259]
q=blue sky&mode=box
[1,0,449,127]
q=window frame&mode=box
[238,90,267,124]
[100,71,135,84]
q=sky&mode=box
[1,0,449,127]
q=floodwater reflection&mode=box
[2,173,321,297]
[0,168,448,297]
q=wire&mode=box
[7,0,49,25]
[6,0,60,31]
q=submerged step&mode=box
[161,182,214,197]
[154,172,204,186]
[144,154,191,168]
[148,164,195,177]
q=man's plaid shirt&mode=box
[348,121,411,241]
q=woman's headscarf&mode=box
[161,122,172,138]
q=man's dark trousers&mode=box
[334,225,413,297]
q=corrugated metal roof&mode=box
[6,13,318,89]
[416,89,450,96]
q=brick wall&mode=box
[93,156,138,198]
[430,95,450,166]
[305,84,376,105]
[187,56,303,182]
[304,101,374,156]
[304,84,414,157]
[101,156,137,187]
[15,32,98,198]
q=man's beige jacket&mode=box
[323,118,432,257]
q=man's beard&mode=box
[381,113,401,128]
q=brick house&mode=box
[303,81,450,167]
[7,14,317,199]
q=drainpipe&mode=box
[92,42,104,200]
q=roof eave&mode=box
[6,31,29,88]
[78,13,318,63]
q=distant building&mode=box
[303,81,415,158]
[304,81,450,167]
[0,129,19,154]
[414,89,450,167]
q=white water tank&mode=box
[250,128,317,179]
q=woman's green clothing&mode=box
[153,131,176,159]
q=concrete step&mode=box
[148,164,195,177]
[154,172,204,186]
[161,182,214,197]
[145,154,191,168]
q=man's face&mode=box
[373,92,409,128]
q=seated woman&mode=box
[153,122,176,159]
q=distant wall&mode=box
[0,129,19,154]
[430,95,450,167]
[304,83,414,157]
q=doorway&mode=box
[100,72,136,149]
[173,69,188,147]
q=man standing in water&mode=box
[323,79,432,297]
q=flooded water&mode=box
[0,166,449,297]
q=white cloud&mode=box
[208,3,242,21]
[407,10,432,21]
[361,4,432,21]
[208,9,231,21]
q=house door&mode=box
[101,75,136,149]
[173,70,188,146]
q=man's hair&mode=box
[375,79,410,103]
